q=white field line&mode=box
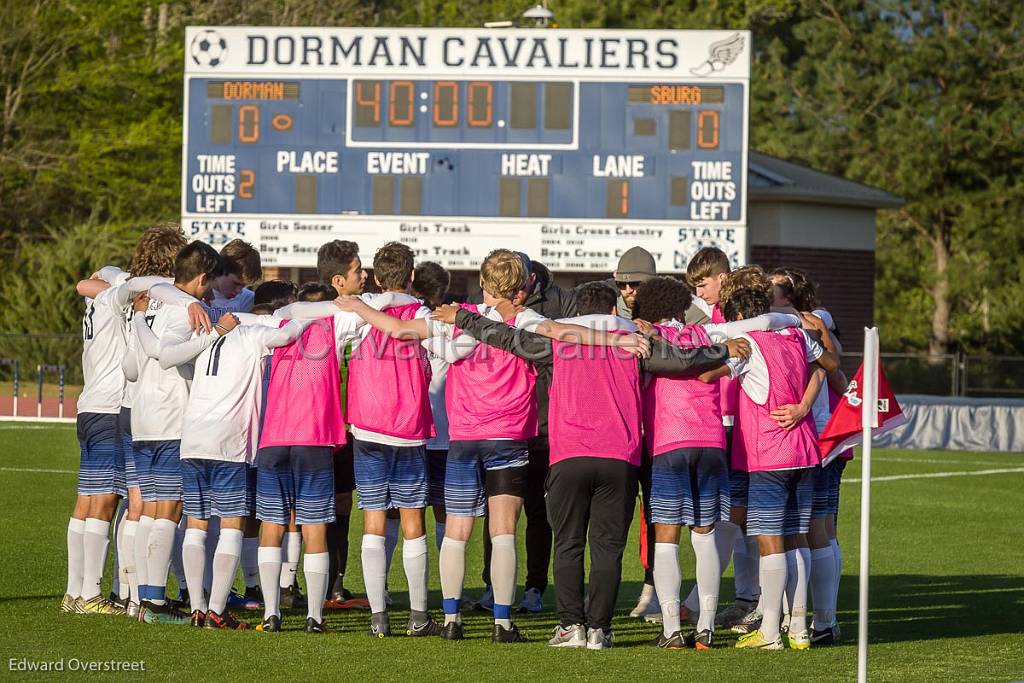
[873,456,1013,467]
[845,467,1024,484]
[0,466,76,475]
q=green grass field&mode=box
[0,423,1021,681]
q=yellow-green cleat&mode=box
[783,629,811,650]
[735,629,784,650]
[60,594,85,614]
[81,595,128,616]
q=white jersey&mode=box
[130,302,214,441]
[730,328,824,406]
[77,287,129,414]
[78,275,170,414]
[181,320,308,462]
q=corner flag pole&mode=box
[857,328,880,683]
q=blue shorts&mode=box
[730,469,749,509]
[427,449,447,507]
[118,408,137,492]
[256,446,335,525]
[812,459,849,518]
[445,439,529,517]
[133,440,182,502]
[746,468,814,536]
[76,412,120,497]
[352,439,428,511]
[647,447,730,527]
[181,459,253,519]
[829,459,846,517]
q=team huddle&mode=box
[64,223,850,651]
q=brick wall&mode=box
[751,246,874,352]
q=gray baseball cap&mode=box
[614,246,656,283]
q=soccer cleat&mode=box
[687,629,715,650]
[548,623,586,648]
[61,594,84,614]
[475,585,495,612]
[172,588,190,610]
[731,604,763,634]
[717,599,755,627]
[369,611,391,638]
[783,629,811,650]
[228,586,262,610]
[406,613,441,637]
[256,615,281,632]
[439,621,465,641]
[586,627,613,650]
[735,630,784,650]
[279,583,308,610]
[492,622,528,643]
[678,603,700,626]
[81,595,128,616]
[630,583,657,618]
[810,623,840,646]
[108,591,127,608]
[204,610,249,630]
[139,601,190,625]
[305,617,327,633]
[517,587,544,614]
[329,586,354,603]
[653,631,688,649]
[190,609,206,627]
[126,601,140,620]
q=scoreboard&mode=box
[183,27,750,272]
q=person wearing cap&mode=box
[610,246,657,320]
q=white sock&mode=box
[145,518,178,605]
[280,531,301,589]
[66,518,86,598]
[384,517,400,578]
[182,528,208,613]
[490,534,516,629]
[691,530,721,633]
[112,503,128,599]
[434,522,446,551]
[81,518,111,601]
[361,534,387,613]
[122,519,139,605]
[759,552,787,641]
[403,535,429,613]
[439,537,466,625]
[170,517,187,596]
[784,548,811,634]
[258,546,283,619]
[832,538,842,620]
[203,517,220,594]
[304,552,329,622]
[746,536,761,602]
[134,516,153,602]
[241,536,260,589]
[810,547,837,631]
[210,529,242,615]
[653,542,681,637]
[733,531,753,601]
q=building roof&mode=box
[748,151,904,209]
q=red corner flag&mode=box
[819,360,907,465]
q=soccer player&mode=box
[318,240,367,607]
[131,241,223,625]
[411,262,454,551]
[684,250,763,633]
[768,267,848,645]
[206,238,262,317]
[339,242,441,637]
[66,252,176,615]
[437,281,748,649]
[176,288,309,630]
[722,287,839,650]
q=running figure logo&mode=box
[690,33,745,77]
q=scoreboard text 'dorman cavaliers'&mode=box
[182,27,750,272]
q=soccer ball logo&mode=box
[191,30,227,67]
